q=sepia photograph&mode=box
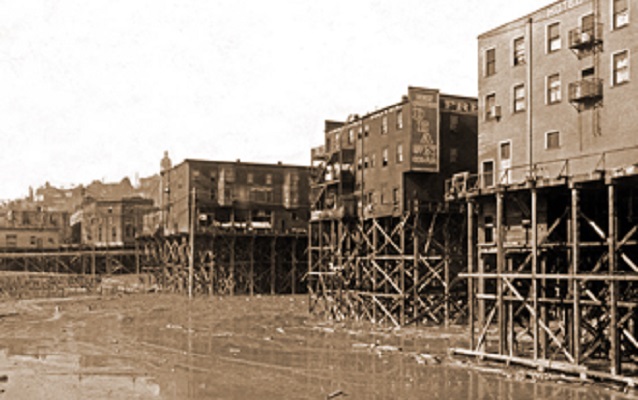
[0,0,637,398]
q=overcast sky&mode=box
[0,0,549,200]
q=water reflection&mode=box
[0,295,635,400]
[0,347,161,399]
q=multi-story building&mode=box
[452,0,638,382]
[308,86,478,327]
[476,0,635,187]
[313,86,478,220]
[81,197,154,247]
[0,203,71,250]
[161,159,310,235]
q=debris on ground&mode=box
[326,389,346,399]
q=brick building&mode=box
[81,197,154,247]
[476,0,635,187]
[450,0,638,380]
[0,204,70,250]
[161,159,310,235]
[313,86,478,220]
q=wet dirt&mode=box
[0,294,635,399]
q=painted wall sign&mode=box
[441,99,478,114]
[409,88,439,172]
[546,0,585,18]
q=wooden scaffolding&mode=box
[138,231,306,296]
[450,169,638,386]
[0,247,139,276]
[308,204,468,328]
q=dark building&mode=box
[161,159,311,235]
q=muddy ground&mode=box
[0,293,635,399]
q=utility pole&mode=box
[188,187,196,299]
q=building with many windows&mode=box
[477,0,634,186]
[449,0,638,382]
[161,159,310,235]
[313,86,478,220]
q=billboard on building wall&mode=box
[409,88,439,172]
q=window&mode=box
[582,13,595,37]
[334,132,340,148]
[482,160,494,187]
[513,84,526,112]
[613,0,629,29]
[613,50,630,85]
[348,129,354,144]
[6,234,17,248]
[484,216,495,243]
[396,143,404,163]
[98,227,103,242]
[546,131,560,149]
[371,153,376,168]
[247,173,254,184]
[364,156,369,169]
[357,157,362,170]
[547,22,561,52]
[513,36,525,66]
[396,110,403,129]
[485,48,496,76]
[547,74,561,104]
[381,116,388,134]
[450,115,459,132]
[500,142,511,161]
[382,148,389,167]
[326,137,331,152]
[392,188,399,205]
[485,93,496,120]
[112,227,117,241]
[364,124,369,137]
[450,148,459,163]
[266,174,273,185]
[30,236,37,246]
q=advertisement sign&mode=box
[409,88,439,172]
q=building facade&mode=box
[477,0,636,187]
[81,197,154,247]
[0,206,70,250]
[313,86,478,220]
[451,0,638,381]
[161,159,310,235]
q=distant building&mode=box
[0,227,61,250]
[0,204,71,250]
[161,159,311,235]
[80,197,154,247]
[312,86,478,220]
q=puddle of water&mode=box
[0,294,634,400]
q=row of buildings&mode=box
[305,0,638,383]
[0,153,312,250]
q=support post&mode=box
[413,215,420,323]
[250,235,255,296]
[270,236,276,295]
[400,218,406,327]
[608,183,621,375]
[497,191,506,355]
[188,188,196,299]
[467,201,475,350]
[531,187,539,360]
[571,186,581,365]
[291,239,297,295]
